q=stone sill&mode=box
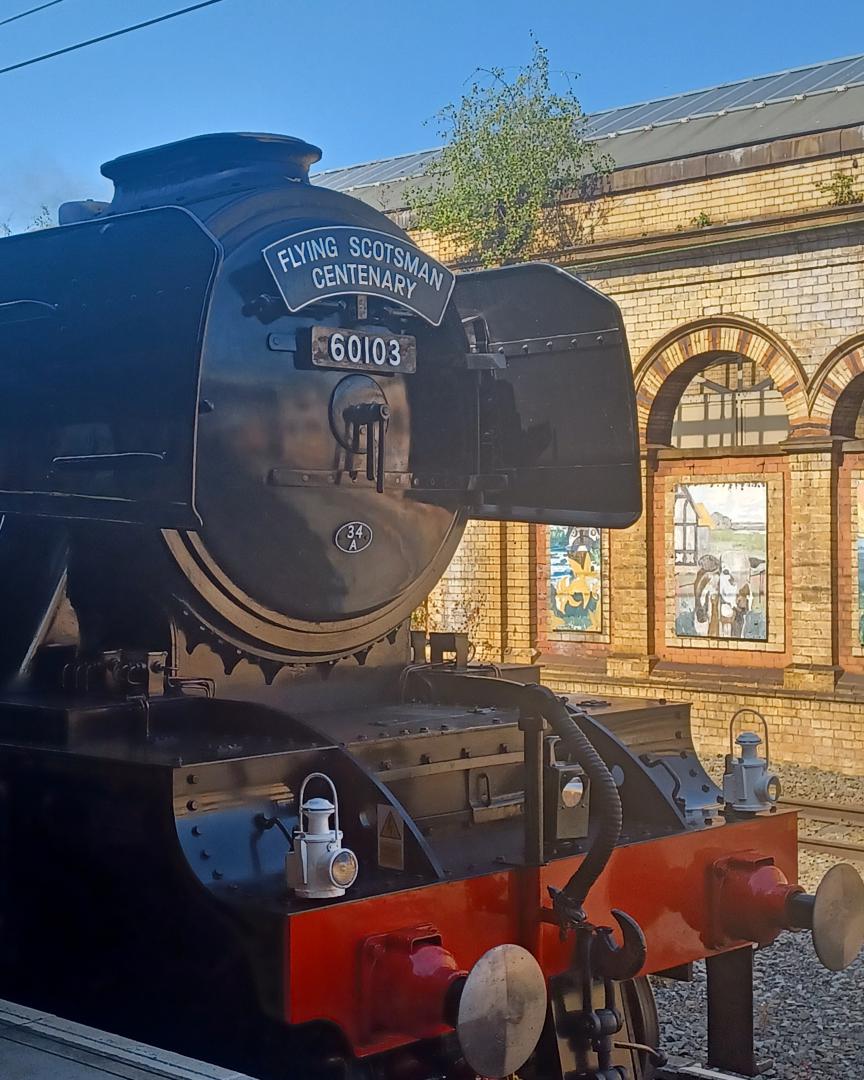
[541,659,864,705]
[536,653,608,675]
[650,437,850,461]
[651,444,788,462]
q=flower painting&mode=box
[673,482,767,640]
[548,526,603,633]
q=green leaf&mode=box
[406,37,611,266]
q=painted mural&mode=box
[857,480,864,646]
[673,482,767,640]
[548,526,603,633]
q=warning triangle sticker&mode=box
[380,809,402,840]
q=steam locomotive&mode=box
[0,132,860,1080]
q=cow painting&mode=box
[674,483,767,641]
[692,550,765,638]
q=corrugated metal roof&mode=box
[314,149,441,192]
[313,53,864,201]
[584,53,864,137]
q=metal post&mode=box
[706,947,756,1076]
[518,712,545,866]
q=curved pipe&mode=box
[403,670,624,918]
[520,684,622,915]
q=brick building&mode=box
[317,55,864,774]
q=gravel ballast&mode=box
[651,761,864,1079]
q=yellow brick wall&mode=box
[592,241,864,382]
[502,523,534,663]
[419,144,864,774]
[412,152,864,260]
[423,519,503,662]
[582,152,863,244]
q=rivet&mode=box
[200,849,211,859]
[187,773,199,785]
[191,826,202,837]
[187,799,198,811]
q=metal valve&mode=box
[344,401,390,493]
[285,772,359,900]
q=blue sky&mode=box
[2,0,863,227]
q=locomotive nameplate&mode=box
[311,325,416,373]
[262,225,455,326]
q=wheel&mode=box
[620,976,661,1079]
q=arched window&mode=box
[671,353,789,449]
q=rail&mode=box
[779,797,864,861]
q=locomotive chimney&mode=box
[101,132,323,212]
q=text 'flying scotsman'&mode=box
[262,226,456,325]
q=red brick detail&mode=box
[636,322,809,445]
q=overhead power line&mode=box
[0,0,66,29]
[0,0,229,77]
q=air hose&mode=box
[520,684,622,919]
[408,669,623,920]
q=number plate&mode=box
[310,326,417,373]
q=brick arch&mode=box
[808,334,864,437]
[634,317,812,446]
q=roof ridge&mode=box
[314,145,441,178]
[586,51,864,121]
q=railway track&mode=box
[779,797,864,860]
